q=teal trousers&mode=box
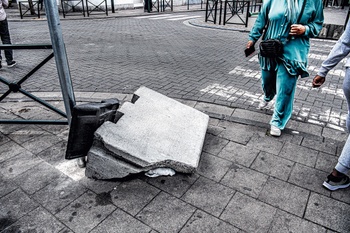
[261,62,298,130]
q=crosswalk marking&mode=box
[149,14,187,20]
[167,15,202,20]
[134,14,173,19]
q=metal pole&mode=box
[44,0,76,126]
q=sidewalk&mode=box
[0,4,350,233]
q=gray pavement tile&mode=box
[90,208,152,233]
[21,133,63,155]
[258,177,309,217]
[221,192,277,232]
[330,189,350,205]
[315,152,339,173]
[322,127,348,142]
[301,137,339,155]
[287,121,323,137]
[217,141,260,167]
[0,177,17,198]
[305,193,350,233]
[181,176,235,217]
[269,210,327,233]
[0,151,42,179]
[36,141,68,166]
[218,123,257,145]
[14,162,63,195]
[0,140,27,163]
[194,102,234,116]
[202,133,229,156]
[0,132,10,146]
[56,191,116,233]
[110,179,160,216]
[221,164,268,198]
[179,210,240,233]
[251,151,294,181]
[2,207,66,233]
[136,192,196,233]
[231,108,271,125]
[246,134,284,156]
[32,176,87,214]
[145,173,199,198]
[279,142,319,167]
[0,189,39,231]
[288,163,331,196]
[79,176,120,194]
[7,125,45,144]
[206,124,225,136]
[197,152,233,182]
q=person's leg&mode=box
[343,68,350,132]
[0,18,14,64]
[270,63,298,130]
[323,134,350,191]
[0,19,5,62]
[260,69,277,102]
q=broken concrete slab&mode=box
[86,86,209,179]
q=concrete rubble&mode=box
[86,86,209,179]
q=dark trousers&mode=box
[0,18,13,63]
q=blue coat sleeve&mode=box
[302,0,324,38]
[248,0,270,43]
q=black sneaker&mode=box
[7,61,16,68]
[0,61,2,70]
[323,173,350,191]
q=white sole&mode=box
[323,181,350,191]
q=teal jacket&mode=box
[249,0,324,77]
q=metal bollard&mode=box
[65,98,119,160]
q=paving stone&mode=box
[258,177,309,217]
[145,173,199,198]
[221,192,277,232]
[247,134,284,155]
[90,208,152,233]
[279,142,319,167]
[305,193,350,233]
[287,121,323,136]
[218,123,257,145]
[206,124,225,136]
[197,152,233,182]
[0,140,27,163]
[21,133,63,155]
[32,176,87,214]
[0,132,10,146]
[322,127,348,142]
[194,102,235,116]
[315,152,338,173]
[0,177,17,198]
[269,209,327,233]
[217,141,259,167]
[7,125,45,144]
[110,179,160,216]
[56,191,116,233]
[330,189,350,205]
[182,177,235,217]
[251,151,294,181]
[2,207,66,233]
[37,141,68,166]
[0,152,42,179]
[231,108,271,124]
[301,137,338,155]
[79,177,121,194]
[288,163,330,195]
[221,164,269,198]
[136,192,196,233]
[0,189,39,231]
[14,162,63,195]
[180,210,240,233]
[202,133,229,155]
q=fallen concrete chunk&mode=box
[85,86,209,179]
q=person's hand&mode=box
[289,24,306,36]
[312,75,326,88]
[246,41,254,49]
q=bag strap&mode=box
[262,0,307,40]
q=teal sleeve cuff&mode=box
[304,25,310,37]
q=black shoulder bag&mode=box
[259,0,306,58]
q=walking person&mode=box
[313,20,350,132]
[312,20,350,191]
[246,0,324,136]
[0,0,16,69]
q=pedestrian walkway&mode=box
[0,3,350,233]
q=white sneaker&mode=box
[258,100,269,109]
[270,125,281,137]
